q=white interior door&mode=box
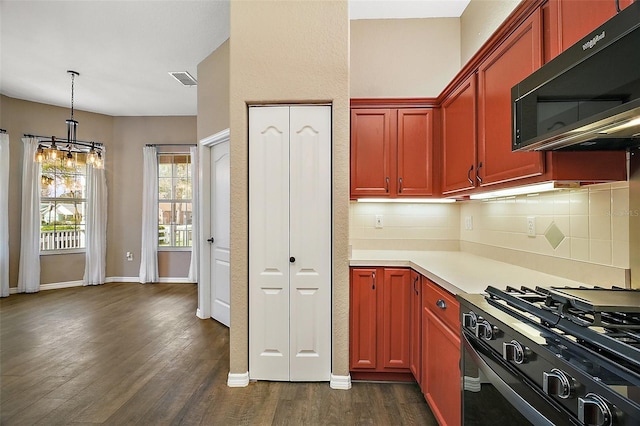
[249,105,331,382]
[210,141,231,327]
[288,106,331,381]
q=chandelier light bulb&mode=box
[66,151,75,168]
[35,145,45,162]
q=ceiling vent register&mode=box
[169,71,197,87]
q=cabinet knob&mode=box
[503,339,530,364]
[578,393,613,426]
[435,299,447,309]
[543,368,575,399]
[289,256,296,263]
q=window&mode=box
[158,153,192,248]
[40,153,87,251]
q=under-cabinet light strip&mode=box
[356,198,456,203]
[469,182,560,200]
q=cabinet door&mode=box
[350,268,378,370]
[397,109,434,196]
[551,0,634,56]
[382,268,411,369]
[409,271,422,384]
[350,109,394,197]
[442,75,477,194]
[477,10,544,186]
[424,308,461,426]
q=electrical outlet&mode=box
[527,217,536,237]
[464,216,473,231]
[375,215,383,229]
[126,251,134,261]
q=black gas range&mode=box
[457,286,640,426]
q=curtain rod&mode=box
[24,134,103,148]
[145,143,197,147]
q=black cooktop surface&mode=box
[546,287,640,313]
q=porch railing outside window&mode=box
[40,229,85,250]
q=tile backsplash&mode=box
[349,181,630,270]
[460,182,630,269]
[349,201,460,251]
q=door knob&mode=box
[207,237,215,243]
[289,257,296,263]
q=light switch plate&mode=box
[375,215,383,229]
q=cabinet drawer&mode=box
[424,280,459,332]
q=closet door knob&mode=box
[289,257,296,263]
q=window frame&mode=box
[156,150,193,251]
[39,153,88,255]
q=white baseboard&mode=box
[105,276,139,283]
[157,277,195,284]
[107,277,195,284]
[40,280,85,291]
[196,308,207,319]
[227,372,250,388]
[7,277,195,294]
[330,374,352,390]
[8,280,84,294]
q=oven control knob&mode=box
[543,368,575,399]
[502,340,530,364]
[462,311,478,330]
[578,393,613,426]
[476,320,498,341]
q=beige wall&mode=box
[197,39,230,140]
[229,0,349,377]
[110,116,196,279]
[1,95,196,289]
[350,18,460,97]
[460,0,521,64]
[1,95,113,285]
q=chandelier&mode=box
[34,70,103,169]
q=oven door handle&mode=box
[462,333,555,426]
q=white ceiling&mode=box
[350,0,470,20]
[0,0,470,117]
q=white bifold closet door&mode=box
[249,105,331,381]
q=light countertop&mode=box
[350,250,592,296]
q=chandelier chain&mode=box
[70,72,75,119]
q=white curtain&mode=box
[0,133,10,297]
[17,137,41,293]
[188,146,199,283]
[139,146,158,283]
[84,148,108,285]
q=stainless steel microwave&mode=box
[512,1,640,151]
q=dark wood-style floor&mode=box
[0,283,437,425]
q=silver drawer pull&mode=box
[436,299,447,309]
